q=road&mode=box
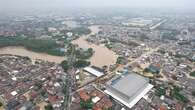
[63,44,77,110]
[124,44,165,69]
[73,44,166,94]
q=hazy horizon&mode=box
[0,0,194,15]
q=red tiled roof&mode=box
[4,93,14,101]
[19,95,27,102]
[34,106,41,110]
[159,105,167,110]
[91,90,104,99]
[78,90,90,101]
[48,95,62,103]
[95,97,112,109]
[175,103,183,110]
[29,90,38,99]
[93,106,103,110]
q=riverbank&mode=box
[0,37,64,56]
[72,25,118,67]
[0,46,65,63]
[0,25,118,67]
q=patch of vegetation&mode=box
[192,91,195,97]
[109,38,139,47]
[80,99,93,109]
[186,107,193,110]
[0,37,64,56]
[44,104,53,110]
[41,89,47,97]
[73,60,90,68]
[155,87,166,96]
[161,31,179,41]
[171,86,189,103]
[157,49,166,54]
[71,27,91,35]
[116,57,125,64]
[75,48,94,59]
[0,102,2,107]
[62,44,91,71]
[34,81,42,90]
[60,60,69,72]
[190,71,195,77]
[105,43,112,49]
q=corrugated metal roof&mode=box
[105,72,153,108]
[84,67,104,77]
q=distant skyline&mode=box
[0,0,194,14]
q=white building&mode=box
[105,72,153,109]
[83,67,104,77]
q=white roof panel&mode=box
[105,84,153,108]
[92,97,100,103]
[84,67,104,77]
[11,91,18,96]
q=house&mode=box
[78,90,90,101]
[48,95,63,108]
[95,97,113,110]
[146,64,161,74]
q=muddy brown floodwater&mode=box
[0,25,118,67]
[72,25,118,67]
[0,46,65,63]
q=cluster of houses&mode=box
[0,55,67,110]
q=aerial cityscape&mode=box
[0,0,195,110]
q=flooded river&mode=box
[0,46,65,63]
[72,25,118,67]
[0,25,118,67]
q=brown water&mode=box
[72,25,118,67]
[0,25,118,66]
[0,46,65,63]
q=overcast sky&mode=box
[0,0,194,13]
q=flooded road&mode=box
[72,25,118,67]
[0,46,65,63]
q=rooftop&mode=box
[83,67,104,77]
[105,72,153,108]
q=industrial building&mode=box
[83,67,104,77]
[104,72,153,109]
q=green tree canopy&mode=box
[74,60,90,68]
[44,104,53,110]
[61,60,69,72]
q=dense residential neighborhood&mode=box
[0,5,195,110]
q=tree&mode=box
[35,81,42,90]
[75,48,94,59]
[190,71,195,77]
[171,86,189,103]
[80,99,93,109]
[41,90,47,97]
[186,107,193,110]
[44,104,53,110]
[71,27,91,35]
[192,91,195,97]
[0,102,2,107]
[74,60,90,68]
[0,37,64,56]
[87,48,93,53]
[116,57,124,64]
[60,60,69,72]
